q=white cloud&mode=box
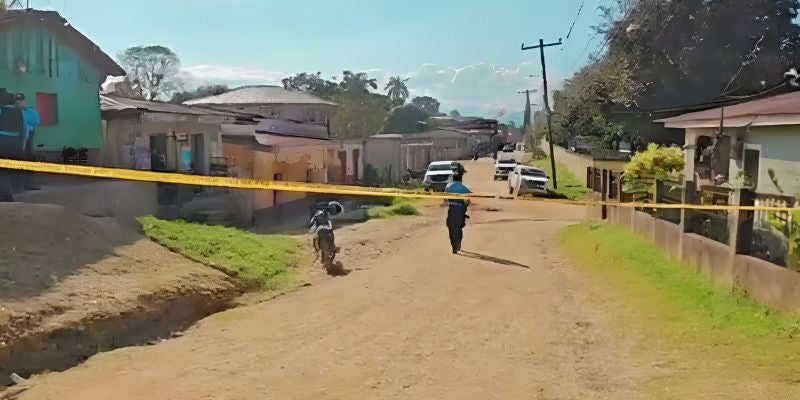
[370,62,550,119]
[181,65,286,87]
[179,61,562,121]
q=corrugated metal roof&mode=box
[656,91,800,127]
[101,95,243,117]
[370,129,468,140]
[254,118,329,140]
[0,10,124,76]
[184,86,337,106]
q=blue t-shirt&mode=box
[445,181,471,210]
[22,107,41,140]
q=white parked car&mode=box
[423,161,464,192]
[508,165,550,196]
[494,158,517,180]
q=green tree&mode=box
[171,84,229,104]
[281,72,341,100]
[623,143,684,181]
[118,45,182,101]
[384,76,410,106]
[340,70,378,95]
[411,96,440,115]
[449,109,461,117]
[381,104,429,134]
[600,0,800,107]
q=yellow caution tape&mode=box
[0,158,481,200]
[0,158,796,212]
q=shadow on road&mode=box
[458,251,531,269]
[326,261,352,277]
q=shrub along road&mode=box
[13,160,800,400]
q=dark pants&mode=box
[448,225,463,252]
[21,131,36,189]
[0,135,24,201]
[446,203,467,252]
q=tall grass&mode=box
[139,216,303,291]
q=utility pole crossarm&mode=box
[520,38,563,51]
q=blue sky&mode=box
[31,0,609,119]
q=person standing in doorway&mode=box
[444,168,471,254]
[15,93,40,191]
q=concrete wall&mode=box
[681,233,734,284]
[364,138,401,180]
[734,255,800,310]
[653,218,682,257]
[17,180,158,227]
[607,204,800,310]
[633,210,654,241]
[744,125,800,197]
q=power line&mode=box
[570,33,601,70]
[565,0,588,39]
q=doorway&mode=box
[352,148,360,183]
[273,173,283,206]
[191,134,205,174]
[150,134,168,171]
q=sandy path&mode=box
[15,161,653,400]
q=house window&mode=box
[36,92,58,126]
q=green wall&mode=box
[0,25,104,149]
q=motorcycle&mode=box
[309,201,343,270]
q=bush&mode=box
[623,143,684,181]
[531,147,547,160]
[368,198,421,219]
[364,164,393,186]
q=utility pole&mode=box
[517,89,539,148]
[522,38,562,189]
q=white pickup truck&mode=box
[508,165,550,196]
[494,158,518,180]
[423,161,465,192]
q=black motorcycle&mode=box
[309,201,343,271]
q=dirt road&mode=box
[6,161,738,399]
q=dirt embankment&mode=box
[0,203,238,386]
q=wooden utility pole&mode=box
[522,38,562,189]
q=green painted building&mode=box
[0,10,123,151]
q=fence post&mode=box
[601,169,608,220]
[586,167,593,190]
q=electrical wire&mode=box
[565,0,588,39]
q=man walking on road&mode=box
[445,169,471,254]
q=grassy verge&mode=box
[531,156,589,201]
[560,222,800,389]
[139,216,303,291]
[367,197,421,219]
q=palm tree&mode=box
[384,76,410,105]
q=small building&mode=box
[184,85,337,125]
[185,85,344,225]
[656,90,800,272]
[0,10,124,161]
[364,129,469,182]
[100,94,245,174]
[221,119,337,226]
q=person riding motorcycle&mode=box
[309,200,344,262]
